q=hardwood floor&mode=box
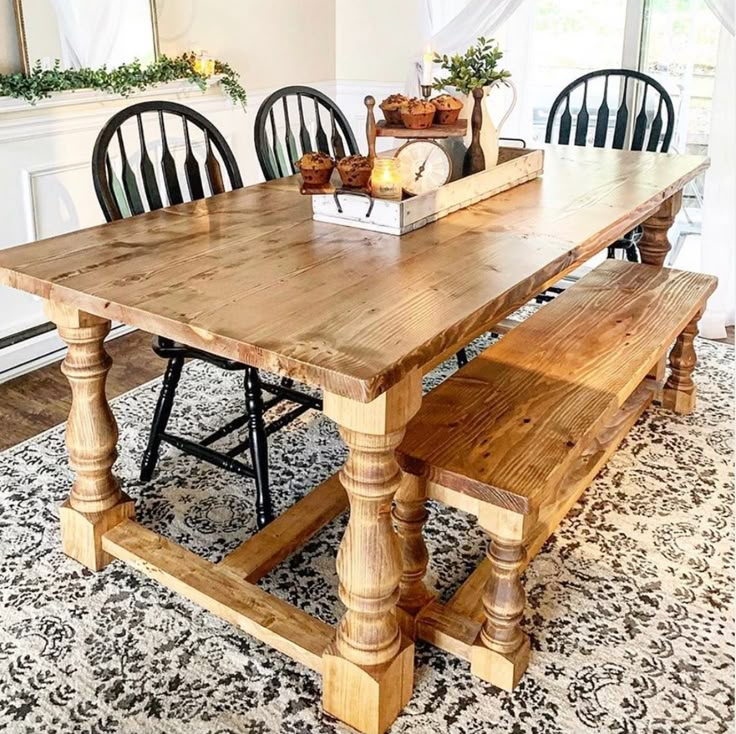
[0,331,164,451]
[0,326,732,453]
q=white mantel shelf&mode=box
[0,77,228,114]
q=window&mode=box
[526,0,630,144]
[640,0,720,157]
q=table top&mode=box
[0,146,707,402]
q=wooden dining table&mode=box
[0,145,707,734]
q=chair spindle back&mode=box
[545,69,675,153]
[92,100,243,222]
[254,86,360,181]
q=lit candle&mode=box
[371,158,402,200]
[194,50,214,77]
[422,44,434,86]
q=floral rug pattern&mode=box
[0,330,733,734]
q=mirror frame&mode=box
[13,0,161,74]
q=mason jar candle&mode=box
[370,158,402,200]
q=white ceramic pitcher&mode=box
[461,79,518,168]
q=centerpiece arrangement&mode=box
[432,36,516,173]
[301,36,544,236]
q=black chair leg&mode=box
[140,356,184,481]
[455,349,468,368]
[625,243,640,262]
[245,367,273,529]
[606,245,617,259]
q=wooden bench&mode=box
[393,259,717,691]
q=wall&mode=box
[335,0,422,84]
[2,0,337,85]
[157,0,336,89]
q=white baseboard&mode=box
[0,324,136,384]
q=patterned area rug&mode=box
[0,328,733,734]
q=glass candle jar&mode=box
[370,158,402,200]
[194,51,215,77]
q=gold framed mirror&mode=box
[13,0,160,73]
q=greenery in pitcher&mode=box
[432,37,511,95]
[0,53,247,107]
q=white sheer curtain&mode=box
[50,0,124,69]
[421,0,526,50]
[699,2,735,339]
[49,0,155,70]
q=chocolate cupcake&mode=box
[296,152,335,187]
[379,94,408,125]
[400,98,436,130]
[337,155,373,189]
[431,94,463,125]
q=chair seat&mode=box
[397,259,717,515]
[153,336,244,371]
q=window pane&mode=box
[640,0,720,265]
[528,0,629,143]
[640,0,720,157]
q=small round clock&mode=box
[394,140,453,196]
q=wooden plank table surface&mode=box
[0,145,708,734]
[0,146,706,402]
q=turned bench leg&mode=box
[45,302,135,571]
[662,308,703,415]
[470,507,534,690]
[393,474,433,637]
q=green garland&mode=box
[0,52,247,107]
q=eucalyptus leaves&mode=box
[432,37,511,95]
[0,53,247,107]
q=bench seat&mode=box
[392,259,717,691]
[398,259,716,514]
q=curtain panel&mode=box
[700,1,735,338]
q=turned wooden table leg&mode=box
[393,473,433,637]
[639,190,682,267]
[45,302,135,571]
[471,507,534,691]
[322,372,422,734]
[662,308,703,414]
[641,191,683,385]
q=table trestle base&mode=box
[102,518,336,672]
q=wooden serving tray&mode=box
[312,147,544,236]
[375,119,468,138]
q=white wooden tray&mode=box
[312,147,544,236]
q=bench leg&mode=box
[393,474,433,636]
[662,309,702,415]
[470,532,530,691]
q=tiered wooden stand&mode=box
[374,118,468,139]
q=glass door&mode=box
[639,0,720,268]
